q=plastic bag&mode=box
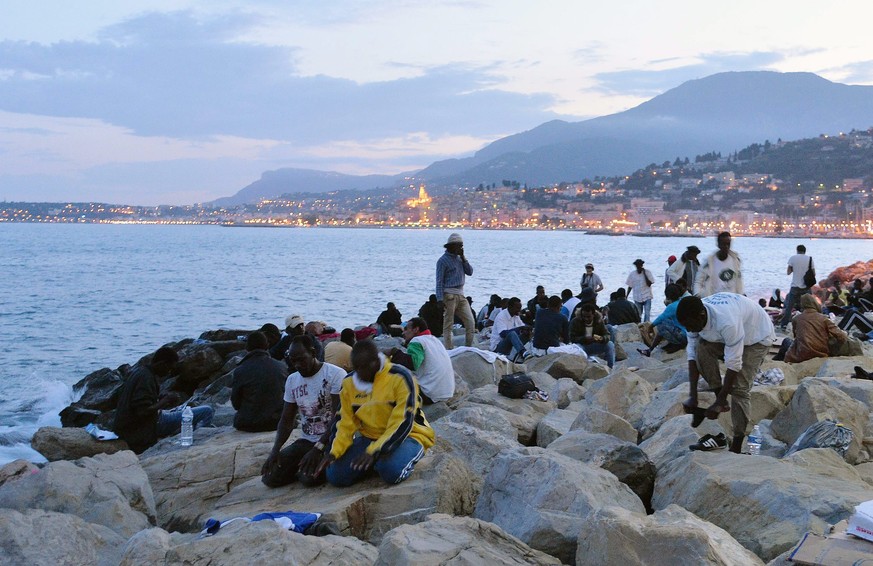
[785,419,854,458]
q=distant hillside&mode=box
[211,168,403,206]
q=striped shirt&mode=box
[435,251,473,300]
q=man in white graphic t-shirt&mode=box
[695,232,743,297]
[261,334,347,488]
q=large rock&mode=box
[375,513,562,565]
[70,367,126,411]
[550,377,586,409]
[634,390,690,440]
[0,509,127,566]
[0,459,39,488]
[652,448,873,560]
[140,427,275,531]
[211,452,477,546]
[431,405,521,479]
[547,355,589,383]
[580,370,654,430]
[0,450,156,538]
[461,385,556,445]
[120,520,377,565]
[547,430,656,511]
[809,376,873,410]
[613,323,642,343]
[770,380,868,463]
[474,447,645,564]
[175,342,226,390]
[450,350,519,390]
[634,360,685,388]
[536,408,578,447]
[577,505,764,566]
[523,353,566,374]
[814,356,873,379]
[31,426,129,461]
[638,414,725,472]
[570,406,638,443]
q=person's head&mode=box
[675,278,688,293]
[507,297,522,316]
[579,303,596,323]
[386,302,396,311]
[535,285,545,297]
[797,244,806,254]
[758,298,767,308]
[402,316,428,344]
[854,279,864,290]
[609,291,618,302]
[258,323,281,347]
[444,233,464,255]
[676,296,707,332]
[351,340,381,383]
[717,231,732,253]
[561,288,573,301]
[340,328,356,347]
[585,263,594,273]
[428,294,438,303]
[285,314,305,335]
[500,297,509,308]
[615,287,627,299]
[800,293,821,312]
[547,295,562,311]
[150,346,179,377]
[246,331,268,352]
[667,255,677,265]
[489,293,501,306]
[774,288,782,298]
[686,245,701,259]
[633,258,645,272]
[664,283,683,303]
[287,335,320,376]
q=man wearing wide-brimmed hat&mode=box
[667,245,702,293]
[436,233,474,348]
[626,258,655,322]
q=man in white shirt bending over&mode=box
[779,244,814,330]
[677,293,775,454]
[490,297,529,362]
[390,317,455,405]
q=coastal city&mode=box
[3,130,873,237]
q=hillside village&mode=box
[4,129,873,236]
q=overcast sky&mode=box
[2,1,872,205]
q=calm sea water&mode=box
[2,223,870,464]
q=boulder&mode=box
[431,405,521,479]
[550,378,586,409]
[855,461,873,486]
[582,361,610,381]
[580,370,654,429]
[529,371,558,393]
[660,366,690,391]
[211,452,477,546]
[140,427,274,532]
[577,504,764,566]
[0,509,127,566]
[523,353,565,374]
[809,376,873,411]
[634,390,690,440]
[612,323,642,343]
[547,355,589,383]
[31,426,129,461]
[0,459,39,488]
[638,414,725,472]
[536,408,578,447]
[770,380,868,463]
[0,450,156,538]
[547,430,656,510]
[70,367,125,411]
[474,447,645,564]
[375,513,561,566]
[421,400,453,422]
[652,448,873,560]
[814,356,873,379]
[120,520,377,565]
[461,385,556,445]
[450,350,518,390]
[753,419,789,458]
[570,406,638,443]
[175,343,226,390]
[59,405,110,428]
[634,361,685,388]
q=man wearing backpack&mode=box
[780,245,814,330]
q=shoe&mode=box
[689,433,727,451]
[690,407,706,428]
[854,366,872,380]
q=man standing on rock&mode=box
[696,232,743,297]
[261,335,346,488]
[436,233,474,349]
[779,244,813,330]
[626,259,655,322]
[113,346,214,453]
[677,293,775,453]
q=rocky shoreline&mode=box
[3,320,873,564]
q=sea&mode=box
[2,223,870,465]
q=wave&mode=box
[0,375,76,466]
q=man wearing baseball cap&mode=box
[436,233,475,348]
[270,314,324,364]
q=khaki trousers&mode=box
[443,293,475,349]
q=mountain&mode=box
[215,71,873,203]
[211,168,402,207]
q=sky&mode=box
[2,1,873,205]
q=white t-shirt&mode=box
[787,253,812,289]
[625,269,654,303]
[711,256,740,294]
[409,334,455,402]
[491,309,525,350]
[283,362,346,442]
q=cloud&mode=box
[591,51,788,96]
[831,60,873,83]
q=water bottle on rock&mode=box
[747,424,762,456]
[180,405,194,447]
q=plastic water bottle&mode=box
[747,424,762,456]
[180,406,194,447]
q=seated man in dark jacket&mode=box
[532,295,570,353]
[231,332,289,432]
[570,303,615,368]
[113,346,213,453]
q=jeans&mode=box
[326,436,425,486]
[779,286,809,327]
[582,341,615,368]
[155,405,214,438]
[636,299,652,322]
[443,293,475,349]
[261,438,325,488]
[653,319,688,346]
[494,330,526,359]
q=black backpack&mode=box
[802,257,816,288]
[498,372,538,399]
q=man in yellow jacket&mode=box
[319,339,435,486]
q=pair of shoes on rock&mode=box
[689,432,727,451]
[854,366,873,381]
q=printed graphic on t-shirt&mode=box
[718,268,736,282]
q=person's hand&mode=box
[704,401,730,420]
[314,454,335,477]
[682,396,698,414]
[298,447,323,477]
[351,452,375,472]
[261,451,279,476]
